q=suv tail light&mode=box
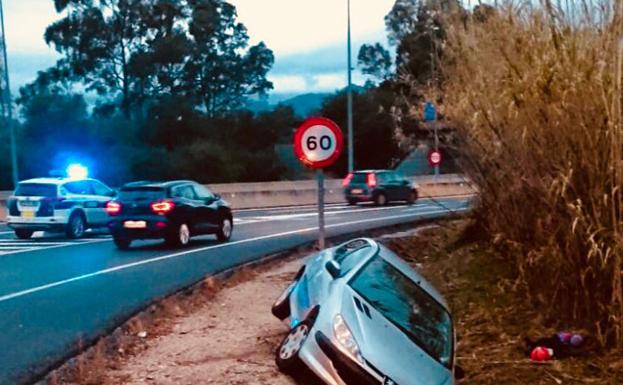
[151,200,175,215]
[106,201,122,215]
[367,173,377,188]
[342,173,353,187]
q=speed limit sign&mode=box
[428,149,443,167]
[294,117,344,169]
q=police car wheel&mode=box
[113,236,132,250]
[14,229,34,240]
[66,212,86,239]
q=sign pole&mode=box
[317,169,325,249]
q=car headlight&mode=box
[333,314,365,365]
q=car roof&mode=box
[364,239,450,310]
[18,177,98,185]
[121,180,197,189]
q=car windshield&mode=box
[15,183,57,197]
[349,256,453,368]
[119,187,166,201]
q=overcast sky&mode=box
[4,0,394,97]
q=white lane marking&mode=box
[234,203,346,213]
[235,203,435,225]
[0,207,469,303]
[0,239,112,257]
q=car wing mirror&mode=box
[325,260,341,279]
[214,193,222,200]
[455,365,465,380]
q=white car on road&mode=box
[7,177,116,239]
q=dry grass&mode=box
[383,220,623,384]
[429,0,623,348]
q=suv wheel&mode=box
[166,223,191,247]
[113,236,132,250]
[407,190,418,205]
[374,192,387,206]
[216,217,233,242]
[15,229,34,240]
[66,212,86,239]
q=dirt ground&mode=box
[48,221,623,385]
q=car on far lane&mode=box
[343,170,418,206]
[271,238,462,385]
[106,180,233,249]
[6,177,116,239]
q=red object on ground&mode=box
[530,346,552,361]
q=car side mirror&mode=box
[325,260,340,279]
[214,193,221,200]
[455,365,465,380]
[108,190,117,197]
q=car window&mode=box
[351,173,367,184]
[193,184,215,199]
[349,256,454,368]
[90,180,113,196]
[63,181,94,195]
[119,187,166,200]
[14,183,57,197]
[172,185,197,200]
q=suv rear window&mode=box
[351,173,368,183]
[119,187,166,201]
[15,183,57,197]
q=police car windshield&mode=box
[15,183,57,198]
[119,187,166,201]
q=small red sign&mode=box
[293,117,344,169]
[428,149,443,167]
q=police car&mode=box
[6,177,116,239]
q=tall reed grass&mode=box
[439,0,623,347]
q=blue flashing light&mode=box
[290,318,300,328]
[66,164,89,180]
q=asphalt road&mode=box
[0,196,471,384]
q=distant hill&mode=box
[276,93,331,118]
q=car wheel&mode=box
[167,223,191,247]
[216,216,233,242]
[14,229,34,240]
[276,318,314,372]
[113,236,132,250]
[347,199,357,206]
[272,281,296,320]
[374,192,387,206]
[66,212,86,239]
[407,190,418,205]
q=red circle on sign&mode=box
[428,149,443,167]
[294,117,344,169]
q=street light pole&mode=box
[0,0,18,187]
[429,19,439,178]
[346,0,354,173]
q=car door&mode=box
[192,183,220,232]
[394,172,412,200]
[63,180,100,225]
[170,184,204,234]
[380,172,399,201]
[87,180,115,226]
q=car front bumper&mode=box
[297,329,384,385]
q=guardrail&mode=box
[0,174,476,218]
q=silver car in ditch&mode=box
[271,238,462,385]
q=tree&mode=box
[358,43,392,82]
[186,0,274,116]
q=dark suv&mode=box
[342,170,418,206]
[106,180,233,249]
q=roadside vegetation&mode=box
[433,0,623,349]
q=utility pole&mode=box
[429,18,439,178]
[346,0,354,173]
[0,0,18,187]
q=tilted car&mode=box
[106,180,233,249]
[272,238,462,385]
[7,177,116,239]
[343,170,419,206]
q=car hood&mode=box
[340,288,453,385]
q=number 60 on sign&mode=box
[293,117,344,169]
